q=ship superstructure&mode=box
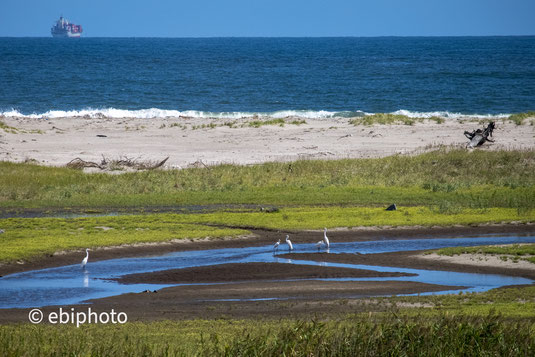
[51,16,82,38]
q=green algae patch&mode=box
[0,214,248,262]
[178,206,534,231]
[1,206,532,262]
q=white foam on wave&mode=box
[2,108,184,119]
[392,109,510,119]
[1,108,510,120]
[1,108,345,119]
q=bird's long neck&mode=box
[85,250,89,259]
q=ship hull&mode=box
[52,32,81,38]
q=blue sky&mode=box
[1,0,534,37]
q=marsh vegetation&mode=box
[1,149,533,211]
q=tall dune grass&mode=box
[508,111,535,125]
[1,149,534,210]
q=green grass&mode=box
[164,118,306,130]
[173,206,534,230]
[1,148,533,261]
[1,313,534,356]
[248,118,286,128]
[223,120,238,128]
[168,122,187,130]
[0,214,248,262]
[383,285,535,318]
[0,319,254,357]
[508,111,535,125]
[247,118,307,128]
[349,112,535,126]
[0,120,20,134]
[212,315,535,356]
[0,120,44,134]
[289,119,307,125]
[1,207,533,263]
[4,184,534,211]
[432,243,535,264]
[1,149,534,210]
[191,123,217,130]
[1,286,534,356]
[349,113,446,126]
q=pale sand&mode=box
[0,115,533,169]
[419,253,535,271]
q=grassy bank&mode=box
[2,313,534,356]
[0,215,248,262]
[4,287,535,355]
[175,206,534,230]
[1,149,534,210]
[433,243,535,264]
[1,206,533,263]
[385,285,535,319]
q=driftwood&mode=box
[66,156,169,171]
[464,122,495,148]
[65,158,103,170]
[187,160,210,169]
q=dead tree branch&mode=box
[66,156,169,171]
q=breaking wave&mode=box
[0,108,510,120]
[390,110,509,119]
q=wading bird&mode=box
[285,235,294,251]
[315,240,325,251]
[81,248,90,269]
[323,227,330,248]
[273,239,281,252]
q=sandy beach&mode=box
[1,115,533,168]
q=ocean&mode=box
[0,37,534,119]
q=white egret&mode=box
[323,227,330,248]
[315,240,325,251]
[273,239,281,252]
[285,235,294,251]
[81,248,90,269]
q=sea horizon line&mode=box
[1,35,535,39]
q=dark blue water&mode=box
[1,37,534,118]
[1,234,534,308]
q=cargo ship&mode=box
[51,16,82,38]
